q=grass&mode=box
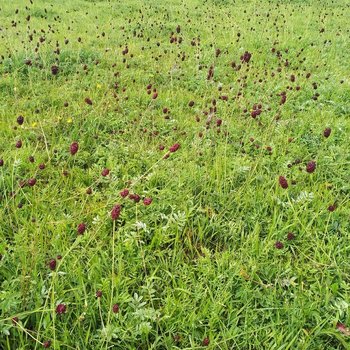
[0,0,350,348]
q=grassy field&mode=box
[0,0,350,348]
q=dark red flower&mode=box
[39,163,46,170]
[336,322,350,336]
[129,194,141,203]
[306,161,316,173]
[43,340,51,348]
[188,101,195,107]
[85,97,93,105]
[0,159,3,166]
[169,143,180,152]
[70,142,79,155]
[202,337,210,346]
[56,303,66,314]
[51,65,59,75]
[111,204,121,220]
[77,223,86,235]
[48,259,56,270]
[143,197,152,206]
[112,304,119,313]
[86,187,92,195]
[101,168,110,177]
[279,176,288,189]
[287,232,295,241]
[12,317,19,325]
[240,51,252,63]
[323,127,331,138]
[96,290,102,298]
[16,140,22,148]
[328,204,336,212]
[28,178,37,187]
[275,241,284,249]
[17,115,24,125]
[29,156,35,163]
[120,189,129,198]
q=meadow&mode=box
[0,0,350,348]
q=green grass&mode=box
[0,0,350,348]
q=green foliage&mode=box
[0,0,349,349]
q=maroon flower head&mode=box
[129,194,141,203]
[112,304,119,313]
[202,337,210,346]
[16,140,22,148]
[70,142,79,155]
[306,161,316,173]
[143,197,152,206]
[275,241,284,249]
[120,189,129,198]
[240,51,252,63]
[77,223,86,235]
[287,232,295,241]
[278,176,288,189]
[85,97,93,105]
[0,159,4,167]
[51,65,59,75]
[28,178,37,187]
[101,168,110,177]
[48,259,56,270]
[56,303,66,314]
[17,115,24,125]
[323,127,331,138]
[12,317,19,325]
[169,143,180,153]
[111,204,121,220]
[43,340,51,348]
[328,204,336,212]
[96,290,102,298]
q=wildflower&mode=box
[48,259,56,270]
[202,337,210,346]
[306,161,316,173]
[143,197,152,206]
[28,178,37,187]
[240,51,252,63]
[43,340,51,348]
[101,168,110,177]
[279,176,288,189]
[77,223,86,235]
[120,189,129,198]
[112,304,119,313]
[96,290,102,298]
[17,115,24,125]
[328,204,336,212]
[70,142,79,155]
[56,303,67,314]
[275,241,284,249]
[169,143,180,152]
[85,98,93,105]
[323,127,331,138]
[287,232,295,240]
[111,204,121,220]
